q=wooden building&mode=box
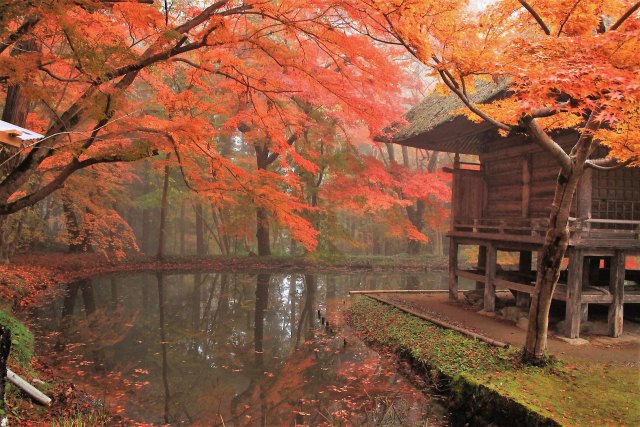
[394,81,640,338]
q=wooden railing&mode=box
[453,217,640,241]
[570,218,640,240]
[453,218,548,237]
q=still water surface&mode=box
[30,272,462,426]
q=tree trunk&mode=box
[62,196,83,253]
[433,230,444,256]
[194,202,206,256]
[402,146,428,255]
[407,237,422,255]
[157,155,171,260]
[1,39,36,128]
[256,206,271,256]
[140,173,153,254]
[253,142,278,257]
[524,167,583,361]
[385,143,396,164]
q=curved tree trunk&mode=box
[524,165,583,361]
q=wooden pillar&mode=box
[580,256,591,322]
[608,251,625,337]
[565,248,585,338]
[581,304,589,322]
[516,250,532,308]
[484,244,497,312]
[476,245,486,290]
[448,238,459,300]
[450,153,460,232]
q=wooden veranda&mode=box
[394,82,640,339]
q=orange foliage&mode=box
[359,0,640,165]
[0,0,416,250]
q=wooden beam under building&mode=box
[565,249,585,338]
[449,238,459,301]
[484,244,497,312]
[608,251,625,337]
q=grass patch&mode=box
[348,296,639,426]
[52,410,111,427]
[308,253,447,269]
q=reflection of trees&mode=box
[231,273,329,426]
[156,273,171,424]
[295,274,316,348]
[57,279,109,371]
[230,273,271,426]
[254,273,270,367]
[110,277,119,309]
[326,275,336,300]
[40,271,446,425]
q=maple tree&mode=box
[325,148,450,253]
[0,0,410,258]
[357,0,640,361]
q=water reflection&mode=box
[31,272,453,425]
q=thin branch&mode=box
[264,134,297,165]
[437,69,512,131]
[517,0,551,35]
[520,117,572,173]
[38,66,88,83]
[78,95,113,153]
[610,2,640,30]
[0,15,40,55]
[172,58,299,94]
[95,0,154,3]
[0,149,153,215]
[557,0,582,36]
[585,157,633,171]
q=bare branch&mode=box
[94,0,154,3]
[585,157,633,171]
[529,104,567,118]
[520,117,572,173]
[0,15,40,55]
[517,0,551,35]
[437,69,512,131]
[0,149,153,215]
[264,134,297,165]
[38,66,88,83]
[557,0,581,36]
[610,2,640,30]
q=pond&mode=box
[28,271,468,426]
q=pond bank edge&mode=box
[347,296,560,427]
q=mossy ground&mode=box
[349,296,639,426]
[0,309,34,371]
